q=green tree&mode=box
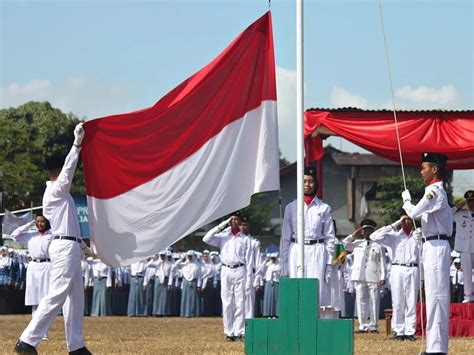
[373,176,426,224]
[279,150,290,168]
[0,101,83,211]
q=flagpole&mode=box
[296,0,305,278]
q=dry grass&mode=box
[1,316,473,354]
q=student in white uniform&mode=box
[452,190,474,303]
[370,215,420,340]
[203,212,252,341]
[15,123,93,355]
[402,152,452,355]
[280,167,336,309]
[451,258,464,303]
[10,216,54,318]
[343,219,386,333]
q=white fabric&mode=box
[88,101,279,266]
[90,260,112,288]
[25,261,52,306]
[10,228,53,260]
[130,260,146,277]
[147,259,173,286]
[354,281,380,331]
[176,260,202,287]
[370,226,420,265]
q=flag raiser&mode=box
[81,12,280,266]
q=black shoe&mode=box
[355,329,368,333]
[369,329,379,333]
[69,347,92,355]
[405,335,416,341]
[235,335,245,342]
[14,340,38,354]
[226,336,235,342]
[389,334,404,341]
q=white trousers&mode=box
[390,265,419,336]
[244,273,255,319]
[461,252,474,301]
[422,240,450,353]
[220,265,246,337]
[288,242,330,306]
[354,281,380,331]
[20,239,85,351]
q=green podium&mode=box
[245,278,353,354]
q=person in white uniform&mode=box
[10,216,54,319]
[343,219,386,333]
[370,215,420,340]
[15,123,92,355]
[280,167,336,308]
[203,212,252,341]
[452,190,474,303]
[402,152,452,355]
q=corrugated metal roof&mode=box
[331,152,398,166]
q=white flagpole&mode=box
[296,0,305,278]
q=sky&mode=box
[1,0,473,195]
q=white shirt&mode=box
[177,259,202,287]
[11,228,53,260]
[263,261,282,283]
[343,236,386,283]
[403,182,452,238]
[146,258,173,285]
[203,228,251,267]
[130,260,146,276]
[370,226,420,265]
[281,197,336,267]
[452,268,464,286]
[453,208,474,253]
[90,259,112,287]
[43,146,81,237]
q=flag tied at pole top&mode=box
[81,12,280,266]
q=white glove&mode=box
[73,122,85,146]
[82,246,97,258]
[324,264,333,283]
[390,217,404,230]
[402,189,411,203]
[412,227,422,241]
[217,217,232,231]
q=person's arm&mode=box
[202,218,231,247]
[323,208,336,282]
[369,224,398,250]
[402,187,440,219]
[379,247,386,285]
[342,229,365,252]
[10,220,36,245]
[106,266,113,288]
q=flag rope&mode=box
[377,1,425,352]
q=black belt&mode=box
[422,234,449,243]
[133,274,144,278]
[95,276,107,280]
[222,263,245,269]
[53,235,81,243]
[392,262,418,267]
[290,237,325,245]
[32,258,51,263]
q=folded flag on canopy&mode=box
[81,12,279,266]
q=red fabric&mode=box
[304,195,313,205]
[416,303,474,337]
[82,12,276,199]
[304,110,474,169]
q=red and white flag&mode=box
[81,12,279,266]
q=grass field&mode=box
[2,315,474,354]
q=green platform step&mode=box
[245,278,353,354]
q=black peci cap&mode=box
[304,166,317,179]
[465,190,474,200]
[45,154,65,171]
[360,219,377,229]
[421,152,448,169]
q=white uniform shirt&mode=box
[281,197,336,267]
[43,146,81,237]
[403,182,452,237]
[453,208,474,253]
[263,262,282,283]
[11,228,53,260]
[452,268,464,286]
[130,260,146,277]
[343,236,386,283]
[177,259,202,287]
[200,260,214,289]
[146,258,173,285]
[203,227,251,268]
[90,259,112,287]
[370,226,420,265]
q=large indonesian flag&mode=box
[81,12,279,266]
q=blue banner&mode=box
[73,195,89,238]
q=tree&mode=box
[279,150,290,168]
[0,101,83,211]
[373,175,453,224]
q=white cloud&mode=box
[395,85,457,108]
[0,76,137,120]
[330,86,368,109]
